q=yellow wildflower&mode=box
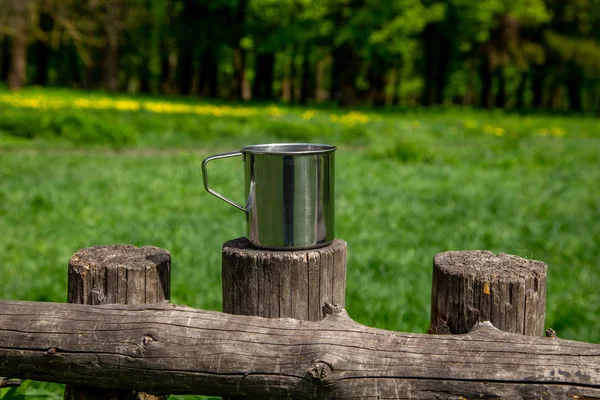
[113,100,141,111]
[464,119,479,129]
[536,128,549,136]
[268,106,282,117]
[0,91,263,117]
[482,125,505,137]
[334,111,369,125]
[483,125,495,135]
[302,110,317,120]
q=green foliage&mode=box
[368,132,435,163]
[0,381,62,399]
[0,89,599,400]
[0,108,137,147]
[2,0,597,111]
[369,0,445,43]
[545,31,600,76]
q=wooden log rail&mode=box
[1,300,599,399]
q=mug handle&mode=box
[202,151,246,212]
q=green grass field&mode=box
[0,88,599,399]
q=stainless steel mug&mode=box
[202,143,335,250]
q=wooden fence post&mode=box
[430,250,547,336]
[64,245,171,400]
[222,238,347,321]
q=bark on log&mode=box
[65,245,170,400]
[430,250,547,335]
[0,377,21,388]
[222,238,347,321]
[1,301,599,399]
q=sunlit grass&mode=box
[0,87,599,400]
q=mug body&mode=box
[242,144,335,249]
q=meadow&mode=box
[0,88,599,399]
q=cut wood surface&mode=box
[67,244,171,306]
[430,250,547,335]
[1,301,599,399]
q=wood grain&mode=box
[430,250,547,335]
[222,238,347,321]
[65,245,170,400]
[0,301,598,399]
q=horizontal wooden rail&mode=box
[1,300,599,399]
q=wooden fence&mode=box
[0,238,599,399]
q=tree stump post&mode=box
[64,245,171,400]
[430,250,547,336]
[222,238,347,321]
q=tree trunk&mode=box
[566,68,582,112]
[81,52,93,89]
[290,45,298,103]
[205,48,219,98]
[390,67,400,106]
[33,44,50,86]
[330,42,359,106]
[495,66,506,108]
[479,60,492,109]
[58,45,81,87]
[0,38,9,81]
[532,65,544,108]
[592,81,600,115]
[421,25,435,106]
[229,0,248,100]
[139,56,151,93]
[289,45,299,102]
[300,44,311,105]
[159,41,170,94]
[329,47,341,101]
[515,71,528,109]
[421,24,452,106]
[252,53,274,101]
[315,57,327,101]
[103,1,123,92]
[1,301,600,398]
[178,44,193,95]
[230,46,247,100]
[33,12,53,86]
[435,32,450,105]
[367,58,387,107]
[198,48,209,96]
[8,0,27,90]
[103,43,119,92]
[548,82,562,110]
[463,64,477,105]
[421,23,451,106]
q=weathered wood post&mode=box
[430,250,547,335]
[222,238,347,321]
[64,245,171,400]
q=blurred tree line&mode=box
[0,0,598,112]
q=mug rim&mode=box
[242,143,336,155]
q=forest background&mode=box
[0,0,598,112]
[0,1,599,398]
